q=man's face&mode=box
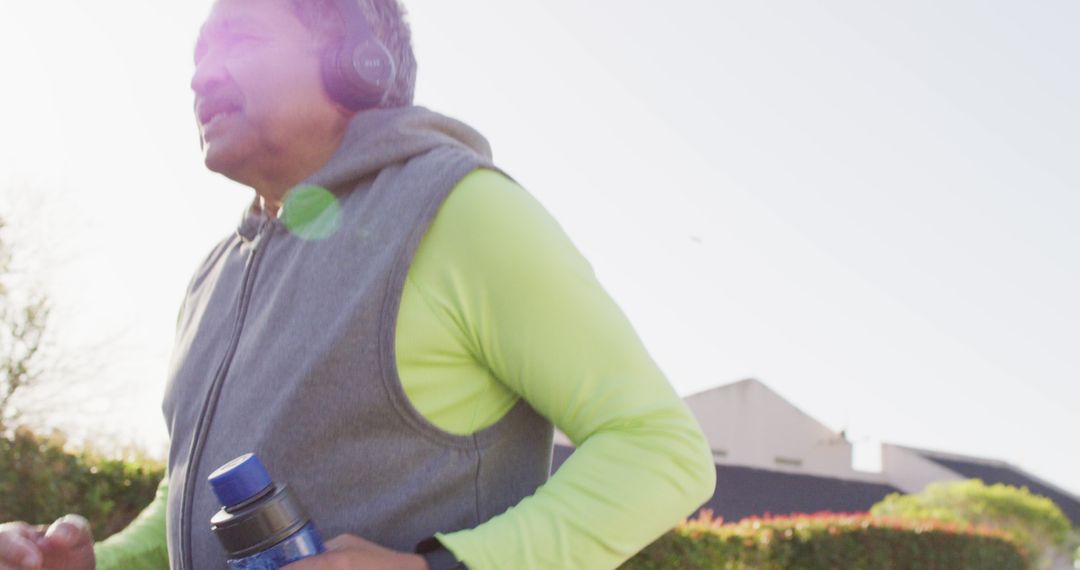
[192,0,344,184]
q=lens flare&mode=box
[281,185,341,241]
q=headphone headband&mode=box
[333,0,377,46]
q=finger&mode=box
[41,515,92,550]
[282,552,354,570]
[0,523,40,543]
[324,535,388,552]
[324,533,372,551]
[0,531,42,569]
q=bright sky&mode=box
[0,1,1076,497]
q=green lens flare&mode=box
[281,185,341,241]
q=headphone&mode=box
[321,0,397,111]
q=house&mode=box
[552,378,1080,526]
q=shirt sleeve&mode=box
[92,477,170,570]
[412,169,716,569]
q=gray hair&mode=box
[288,0,417,108]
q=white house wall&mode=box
[685,379,885,483]
[880,443,964,493]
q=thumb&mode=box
[40,515,92,550]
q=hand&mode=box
[0,515,94,570]
[282,534,428,570]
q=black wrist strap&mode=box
[415,536,468,570]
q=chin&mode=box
[202,143,245,178]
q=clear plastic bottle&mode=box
[208,453,326,569]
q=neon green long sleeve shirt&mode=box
[94,169,715,569]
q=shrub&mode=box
[0,426,164,540]
[621,510,1028,569]
[870,479,1074,569]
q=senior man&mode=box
[0,0,715,568]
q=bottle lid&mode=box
[208,453,273,509]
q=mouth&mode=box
[196,96,242,127]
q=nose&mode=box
[191,52,228,96]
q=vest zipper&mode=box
[178,219,274,570]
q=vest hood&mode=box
[238,106,493,240]
[309,105,493,192]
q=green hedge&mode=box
[0,428,1042,569]
[870,479,1076,569]
[621,510,1029,569]
[0,427,164,540]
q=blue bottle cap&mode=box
[208,453,273,509]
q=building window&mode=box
[775,456,802,467]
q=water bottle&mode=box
[208,453,326,569]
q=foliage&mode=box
[620,509,1027,570]
[870,479,1075,569]
[0,426,164,540]
[0,218,49,434]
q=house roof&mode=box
[552,444,901,523]
[907,447,1080,527]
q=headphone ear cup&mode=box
[322,38,396,111]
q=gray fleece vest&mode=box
[163,107,554,569]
